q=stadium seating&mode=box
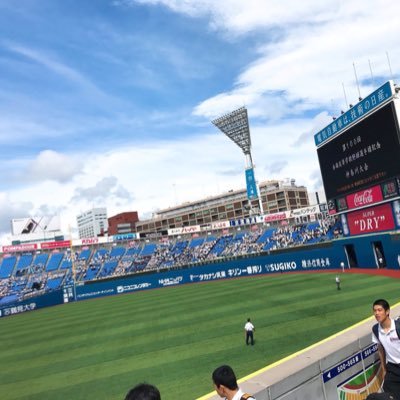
[33,253,49,271]
[141,243,157,257]
[0,215,342,305]
[16,254,33,272]
[0,256,17,279]
[189,237,205,248]
[46,275,64,291]
[77,248,92,261]
[46,253,64,272]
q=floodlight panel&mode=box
[212,107,251,154]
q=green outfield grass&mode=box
[0,272,399,400]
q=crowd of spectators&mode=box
[0,217,341,305]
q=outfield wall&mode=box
[1,243,340,317]
[70,244,340,301]
[0,289,63,318]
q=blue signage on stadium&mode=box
[245,168,258,200]
[0,290,63,318]
[314,81,394,147]
[322,343,378,383]
[113,233,136,241]
[323,352,362,383]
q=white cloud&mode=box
[0,193,33,236]
[71,176,133,203]
[3,41,104,95]
[191,1,400,119]
[0,0,399,242]
[26,150,83,183]
[129,0,338,34]
[0,104,365,240]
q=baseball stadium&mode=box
[1,80,400,400]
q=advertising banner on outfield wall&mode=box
[74,246,339,301]
[0,290,64,318]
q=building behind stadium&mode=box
[3,178,323,246]
[135,178,316,237]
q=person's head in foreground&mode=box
[125,383,161,400]
[212,365,239,398]
[373,298,390,325]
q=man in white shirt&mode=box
[335,275,341,290]
[212,365,255,400]
[371,299,400,398]
[244,318,255,346]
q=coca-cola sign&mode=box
[354,190,373,206]
[347,203,395,235]
[346,185,383,210]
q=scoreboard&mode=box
[315,81,400,217]
[317,101,400,202]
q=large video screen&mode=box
[317,101,400,201]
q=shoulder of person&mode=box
[240,394,256,400]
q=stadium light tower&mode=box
[212,106,263,216]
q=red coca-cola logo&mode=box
[353,189,373,206]
[346,185,383,210]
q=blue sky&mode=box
[0,0,399,242]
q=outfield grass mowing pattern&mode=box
[0,272,399,400]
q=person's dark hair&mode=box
[212,365,238,391]
[247,318,251,322]
[373,299,390,311]
[125,383,161,400]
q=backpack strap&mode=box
[395,318,400,339]
[372,319,400,343]
[372,322,380,343]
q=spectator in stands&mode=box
[124,383,161,400]
[212,365,255,400]
[371,299,400,398]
